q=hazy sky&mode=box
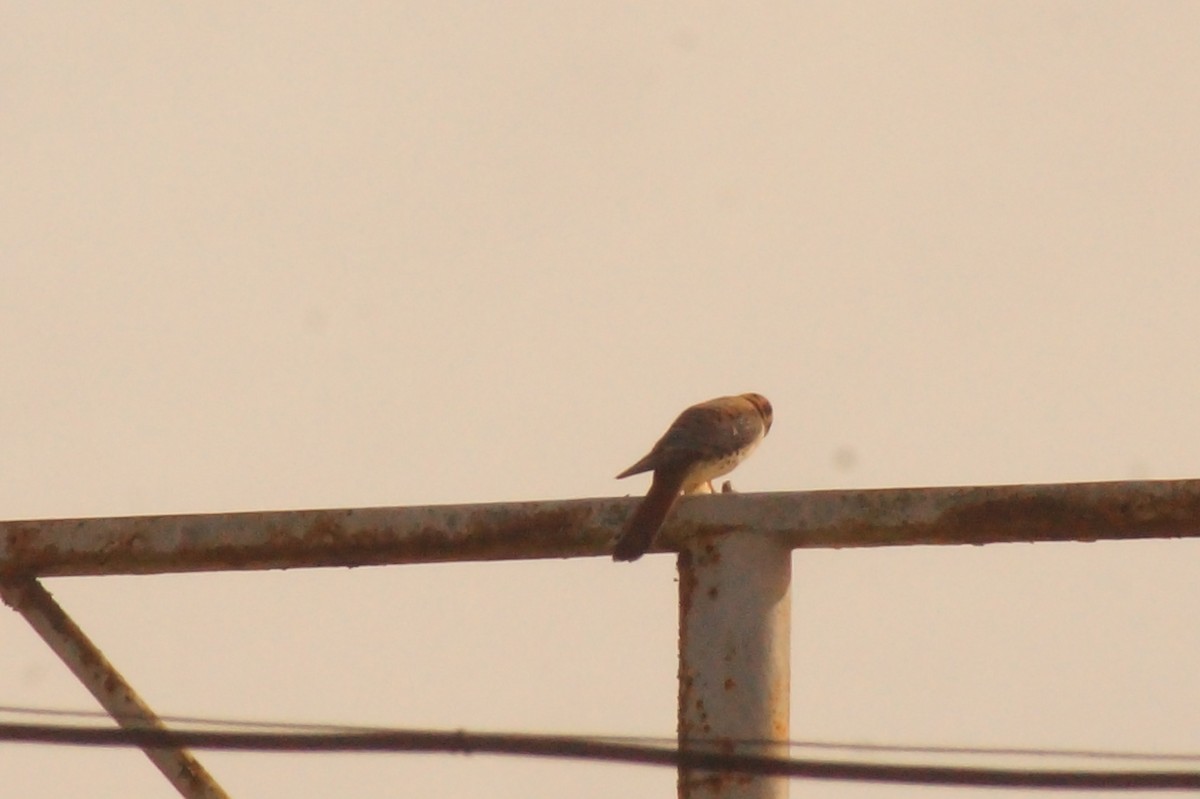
[3,3,1199,797]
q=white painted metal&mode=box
[678,533,791,799]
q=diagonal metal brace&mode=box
[0,576,230,799]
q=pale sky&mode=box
[3,3,1200,797]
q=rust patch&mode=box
[1,498,620,577]
[677,549,696,618]
[677,547,701,745]
[684,771,736,793]
[1,527,60,577]
[938,495,1122,544]
[234,505,594,572]
[460,506,598,560]
[876,483,1200,547]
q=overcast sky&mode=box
[3,3,1199,797]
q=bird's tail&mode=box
[612,469,685,561]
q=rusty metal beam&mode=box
[2,479,1200,577]
[678,533,791,799]
[0,577,230,799]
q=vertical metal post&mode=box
[0,577,230,799]
[678,533,791,799]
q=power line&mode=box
[1,705,1197,766]
[779,740,1200,765]
[0,705,360,732]
[0,721,1196,790]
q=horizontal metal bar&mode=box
[2,479,1199,577]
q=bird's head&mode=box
[740,393,773,434]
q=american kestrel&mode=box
[612,392,773,561]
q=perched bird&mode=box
[612,393,773,561]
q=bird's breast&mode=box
[679,438,763,491]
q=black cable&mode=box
[1,705,1198,767]
[0,722,1196,790]
[2,705,1196,764]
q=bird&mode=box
[612,393,773,561]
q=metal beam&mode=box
[3,477,1198,799]
[0,577,230,799]
[2,479,1200,576]
[678,533,790,799]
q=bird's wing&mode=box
[652,401,763,466]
